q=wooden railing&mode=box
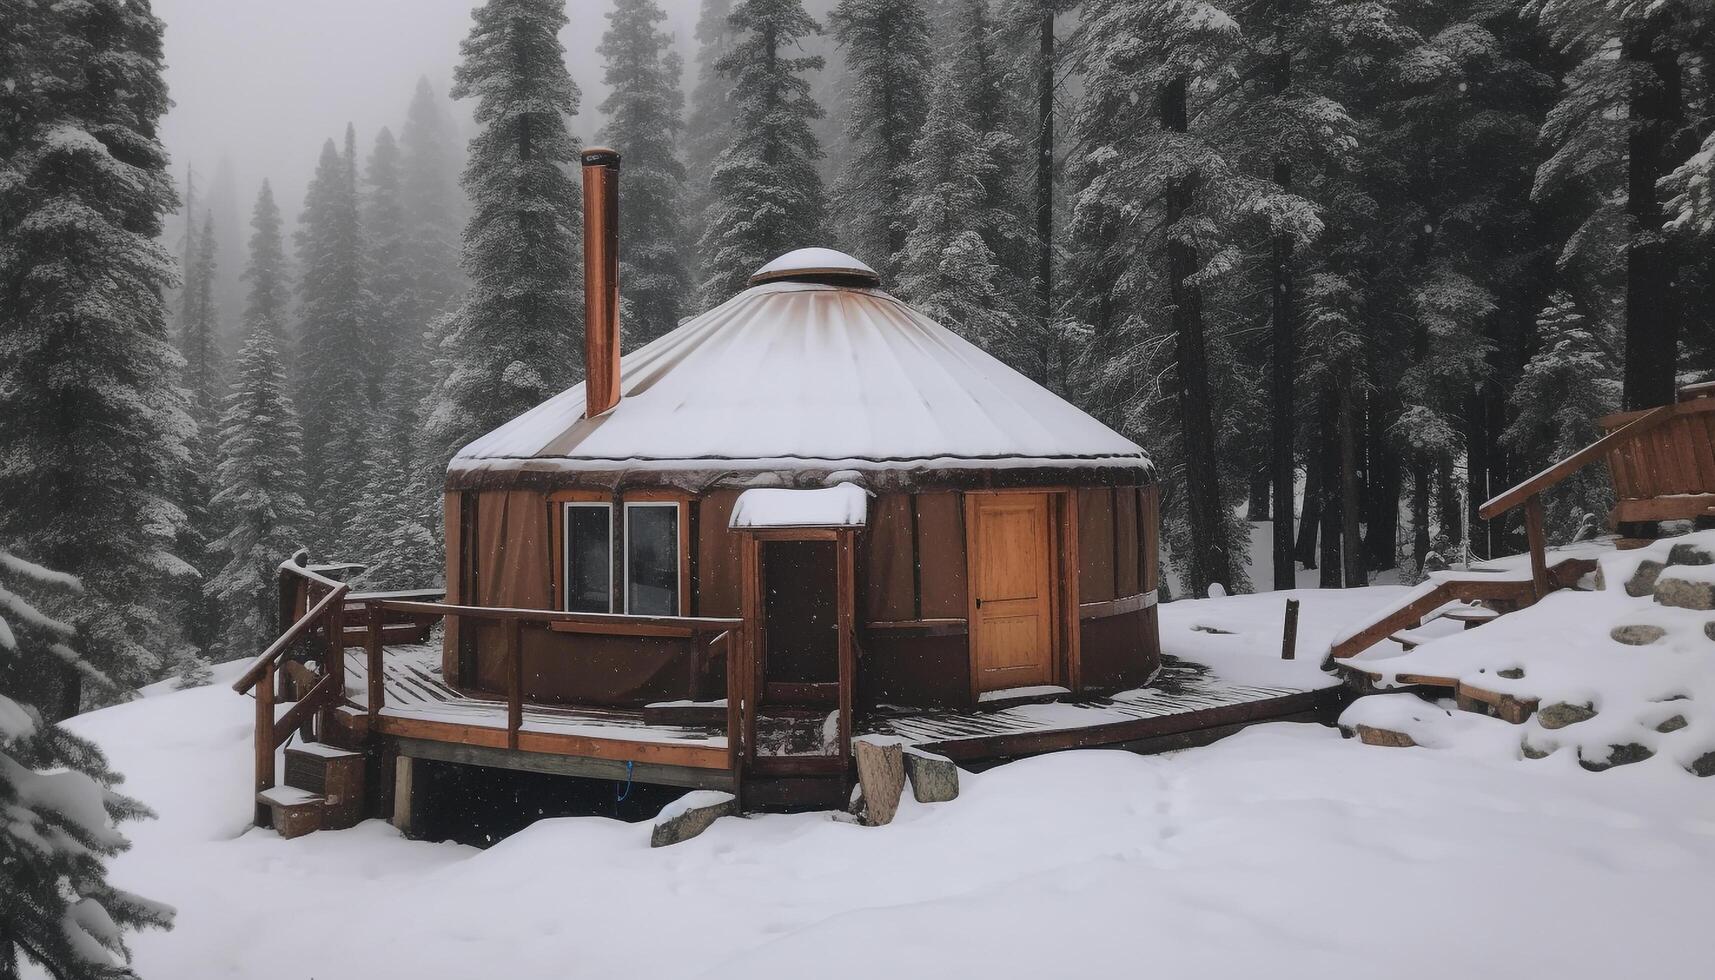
[233,559,353,815]
[1478,384,1714,598]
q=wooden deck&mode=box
[341,644,1341,779]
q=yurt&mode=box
[437,150,1160,724]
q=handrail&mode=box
[1478,402,1678,520]
[375,599,742,633]
[233,582,350,694]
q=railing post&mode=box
[1524,494,1549,600]
[1281,598,1300,661]
[366,602,384,720]
[506,618,522,750]
[255,659,275,824]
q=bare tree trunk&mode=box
[1621,26,1683,412]
[1162,76,1231,598]
[1247,470,1270,522]
[1294,430,1321,570]
[1268,0,1296,592]
[1338,370,1367,587]
[1438,463,1463,548]
[1034,2,1055,385]
[1413,459,1431,568]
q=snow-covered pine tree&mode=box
[0,0,196,712]
[344,376,440,591]
[599,0,692,347]
[363,126,412,408]
[172,209,226,681]
[294,129,371,549]
[399,77,468,332]
[242,181,292,339]
[423,0,584,475]
[178,211,225,427]
[684,0,739,292]
[0,548,174,980]
[827,0,930,278]
[206,327,312,656]
[897,55,1017,351]
[1503,292,1620,538]
[696,0,828,303]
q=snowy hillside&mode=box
[60,587,1715,980]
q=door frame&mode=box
[735,526,857,777]
[962,488,1082,701]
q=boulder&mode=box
[1354,724,1416,748]
[1497,667,1525,680]
[1610,624,1667,646]
[650,790,737,848]
[902,747,960,803]
[1656,574,1715,611]
[1625,560,1666,597]
[852,737,906,826]
[1578,742,1654,772]
[1689,752,1715,778]
[1707,622,1715,643]
[1667,543,1714,567]
[1655,714,1688,734]
[1520,739,1553,760]
[1537,701,1597,730]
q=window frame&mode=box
[622,500,684,616]
[560,500,614,614]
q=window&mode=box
[625,502,680,615]
[562,502,612,613]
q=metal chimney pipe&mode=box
[581,147,621,419]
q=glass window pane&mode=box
[626,505,678,616]
[565,505,611,613]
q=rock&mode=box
[1655,714,1688,733]
[1355,724,1416,748]
[852,737,906,826]
[1667,543,1714,566]
[1625,560,1666,597]
[1537,701,1597,730]
[650,790,737,848]
[1497,667,1525,680]
[1578,742,1654,772]
[1689,752,1715,777]
[1520,740,1553,760]
[902,747,960,803]
[1656,574,1715,611]
[1610,624,1667,645]
[1707,622,1715,643]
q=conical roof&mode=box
[449,250,1150,491]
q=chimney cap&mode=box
[749,247,880,288]
[581,146,621,167]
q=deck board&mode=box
[345,645,1337,766]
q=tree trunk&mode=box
[1294,430,1321,570]
[1438,463,1463,548]
[1621,26,1683,411]
[1413,458,1431,568]
[55,663,82,723]
[1246,470,1270,522]
[1162,76,1230,598]
[1268,0,1296,592]
[1363,407,1398,570]
[1034,2,1055,385]
[1338,369,1367,587]
[1465,386,1489,561]
[1318,419,1342,589]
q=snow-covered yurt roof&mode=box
[449,249,1151,491]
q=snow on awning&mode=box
[729,483,869,530]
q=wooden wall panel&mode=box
[1141,484,1161,593]
[696,491,744,617]
[1077,488,1116,603]
[863,494,916,621]
[915,493,968,618]
[1114,486,1140,598]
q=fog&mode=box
[155,0,704,242]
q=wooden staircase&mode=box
[256,743,366,839]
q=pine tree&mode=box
[897,65,1017,351]
[827,0,930,276]
[684,0,739,290]
[696,0,828,303]
[363,126,411,405]
[172,209,225,681]
[178,210,225,425]
[207,328,312,653]
[423,0,584,474]
[398,77,468,331]
[599,0,691,346]
[0,549,174,980]
[1503,292,1620,537]
[294,130,371,547]
[242,181,292,338]
[0,0,197,710]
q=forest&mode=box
[4,0,1715,716]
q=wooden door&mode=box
[968,492,1055,692]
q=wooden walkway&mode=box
[345,645,1339,769]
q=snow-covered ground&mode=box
[61,585,1715,980]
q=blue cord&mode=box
[615,760,634,805]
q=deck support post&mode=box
[506,619,522,750]
[391,755,414,836]
[1281,598,1300,660]
[366,603,384,721]
[255,660,275,826]
[1524,494,1549,601]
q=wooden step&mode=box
[258,786,325,839]
[284,743,366,830]
[1434,605,1499,627]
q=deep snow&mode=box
[58,587,1715,980]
